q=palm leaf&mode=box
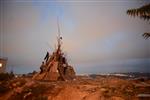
[142,32,150,39]
[127,3,150,39]
[127,3,150,21]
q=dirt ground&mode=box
[0,76,150,100]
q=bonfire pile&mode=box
[33,36,75,81]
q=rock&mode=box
[111,96,124,100]
[48,85,86,100]
[14,87,22,94]
[65,66,76,80]
[83,90,102,100]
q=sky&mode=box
[0,0,150,74]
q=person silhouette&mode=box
[44,52,49,62]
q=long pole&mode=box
[57,16,61,38]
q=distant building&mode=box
[0,58,7,73]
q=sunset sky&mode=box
[0,0,150,74]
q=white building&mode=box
[0,58,7,73]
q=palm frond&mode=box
[142,32,150,39]
[127,3,150,21]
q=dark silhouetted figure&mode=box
[44,52,49,62]
[40,61,46,73]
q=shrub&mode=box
[0,73,14,81]
[35,95,48,100]
[31,84,48,96]
[0,85,10,94]
[9,84,49,100]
